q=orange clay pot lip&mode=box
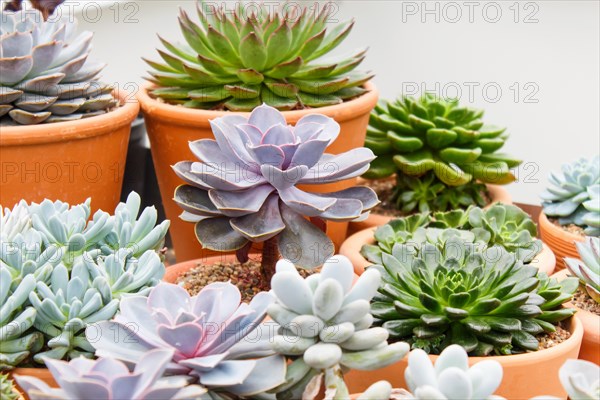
[137,81,379,127]
[538,211,585,243]
[0,90,139,146]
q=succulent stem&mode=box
[324,365,350,400]
[261,237,279,284]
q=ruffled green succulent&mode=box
[386,172,488,214]
[0,9,116,125]
[145,1,372,110]
[362,204,542,264]
[0,374,20,400]
[369,240,578,355]
[365,94,521,188]
[541,156,600,235]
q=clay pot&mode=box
[345,316,583,399]
[349,177,513,234]
[340,227,556,276]
[539,211,585,270]
[138,83,379,263]
[10,368,56,400]
[552,269,599,364]
[0,91,138,213]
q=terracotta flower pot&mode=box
[10,368,56,400]
[552,269,599,364]
[349,177,513,234]
[539,211,585,271]
[138,83,379,263]
[0,91,139,213]
[345,316,583,399]
[340,227,556,276]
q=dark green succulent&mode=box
[385,171,488,214]
[362,204,543,264]
[145,1,372,111]
[369,239,578,355]
[365,93,521,187]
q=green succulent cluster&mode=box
[0,374,20,400]
[362,204,542,264]
[369,239,578,355]
[0,193,169,369]
[145,1,372,110]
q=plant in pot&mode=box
[555,236,600,364]
[0,7,139,213]
[344,237,583,399]
[352,93,521,233]
[165,104,378,296]
[342,203,556,275]
[1,373,22,400]
[86,281,287,398]
[266,255,409,399]
[0,193,169,388]
[138,1,379,262]
[539,156,600,269]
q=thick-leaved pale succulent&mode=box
[268,255,409,400]
[146,2,372,111]
[531,360,600,400]
[362,204,542,264]
[396,345,505,400]
[370,240,578,355]
[365,94,521,187]
[14,349,207,400]
[88,281,286,398]
[0,193,169,367]
[0,267,43,370]
[582,185,600,236]
[564,236,600,303]
[0,9,117,125]
[541,156,600,234]
[0,373,20,400]
[174,104,377,279]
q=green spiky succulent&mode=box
[369,240,578,355]
[0,374,20,400]
[145,1,372,111]
[362,204,543,264]
[387,172,488,214]
[0,9,116,125]
[365,94,521,189]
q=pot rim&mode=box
[137,81,379,127]
[0,90,139,146]
[538,211,585,242]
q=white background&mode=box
[18,0,599,204]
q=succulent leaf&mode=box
[564,236,600,303]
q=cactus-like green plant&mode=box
[564,236,600,303]
[145,1,372,111]
[0,9,117,125]
[0,193,169,367]
[268,255,409,400]
[541,156,600,234]
[370,240,578,355]
[365,94,521,186]
[362,204,543,265]
[0,373,20,400]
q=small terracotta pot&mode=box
[10,368,56,400]
[138,83,379,263]
[345,316,583,399]
[349,177,513,234]
[539,211,585,270]
[340,227,556,276]
[0,91,138,213]
[552,269,600,364]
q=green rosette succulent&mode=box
[362,204,542,264]
[0,9,116,125]
[366,94,521,186]
[145,1,372,110]
[369,240,578,355]
[541,156,600,234]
